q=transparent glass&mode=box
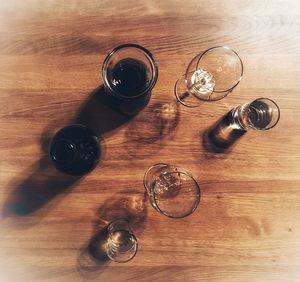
[230,98,280,131]
[175,46,243,107]
[102,43,158,100]
[144,163,201,218]
[106,219,138,263]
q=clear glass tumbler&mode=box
[230,98,280,130]
[144,163,201,218]
[106,218,138,263]
[102,43,158,115]
[175,46,243,107]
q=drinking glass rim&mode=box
[102,43,158,100]
[106,218,138,263]
[195,46,244,94]
[143,163,169,190]
[144,163,201,219]
[249,97,281,130]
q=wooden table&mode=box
[1,0,300,281]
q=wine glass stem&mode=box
[178,91,190,101]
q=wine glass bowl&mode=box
[144,164,201,218]
[175,46,243,106]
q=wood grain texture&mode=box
[0,0,300,281]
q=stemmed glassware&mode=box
[175,46,243,107]
[49,44,281,266]
[144,163,201,218]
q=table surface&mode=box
[0,0,300,281]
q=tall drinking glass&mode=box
[106,218,138,263]
[230,98,280,131]
[102,43,158,115]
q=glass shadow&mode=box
[2,137,81,218]
[72,85,134,137]
[203,111,246,153]
[77,192,147,276]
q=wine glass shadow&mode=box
[125,101,180,142]
[124,101,180,158]
[96,191,148,235]
[77,191,147,277]
[202,111,246,154]
[72,85,133,137]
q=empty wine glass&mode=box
[106,218,138,263]
[144,163,201,218]
[175,46,243,107]
[230,98,280,131]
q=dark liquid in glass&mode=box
[109,58,148,98]
[50,125,100,176]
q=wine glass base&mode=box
[174,75,203,108]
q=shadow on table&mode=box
[202,111,246,154]
[72,85,133,137]
[77,227,110,277]
[2,133,82,221]
[124,101,180,158]
[2,85,133,221]
[77,192,148,277]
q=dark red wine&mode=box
[50,125,100,176]
[108,58,148,98]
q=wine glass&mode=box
[175,46,243,107]
[144,163,201,218]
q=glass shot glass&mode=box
[102,43,158,115]
[143,163,201,218]
[230,98,280,131]
[175,46,243,107]
[50,124,100,176]
[106,218,138,263]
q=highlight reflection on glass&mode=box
[106,218,138,263]
[144,163,200,218]
[175,46,243,107]
[230,98,280,131]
